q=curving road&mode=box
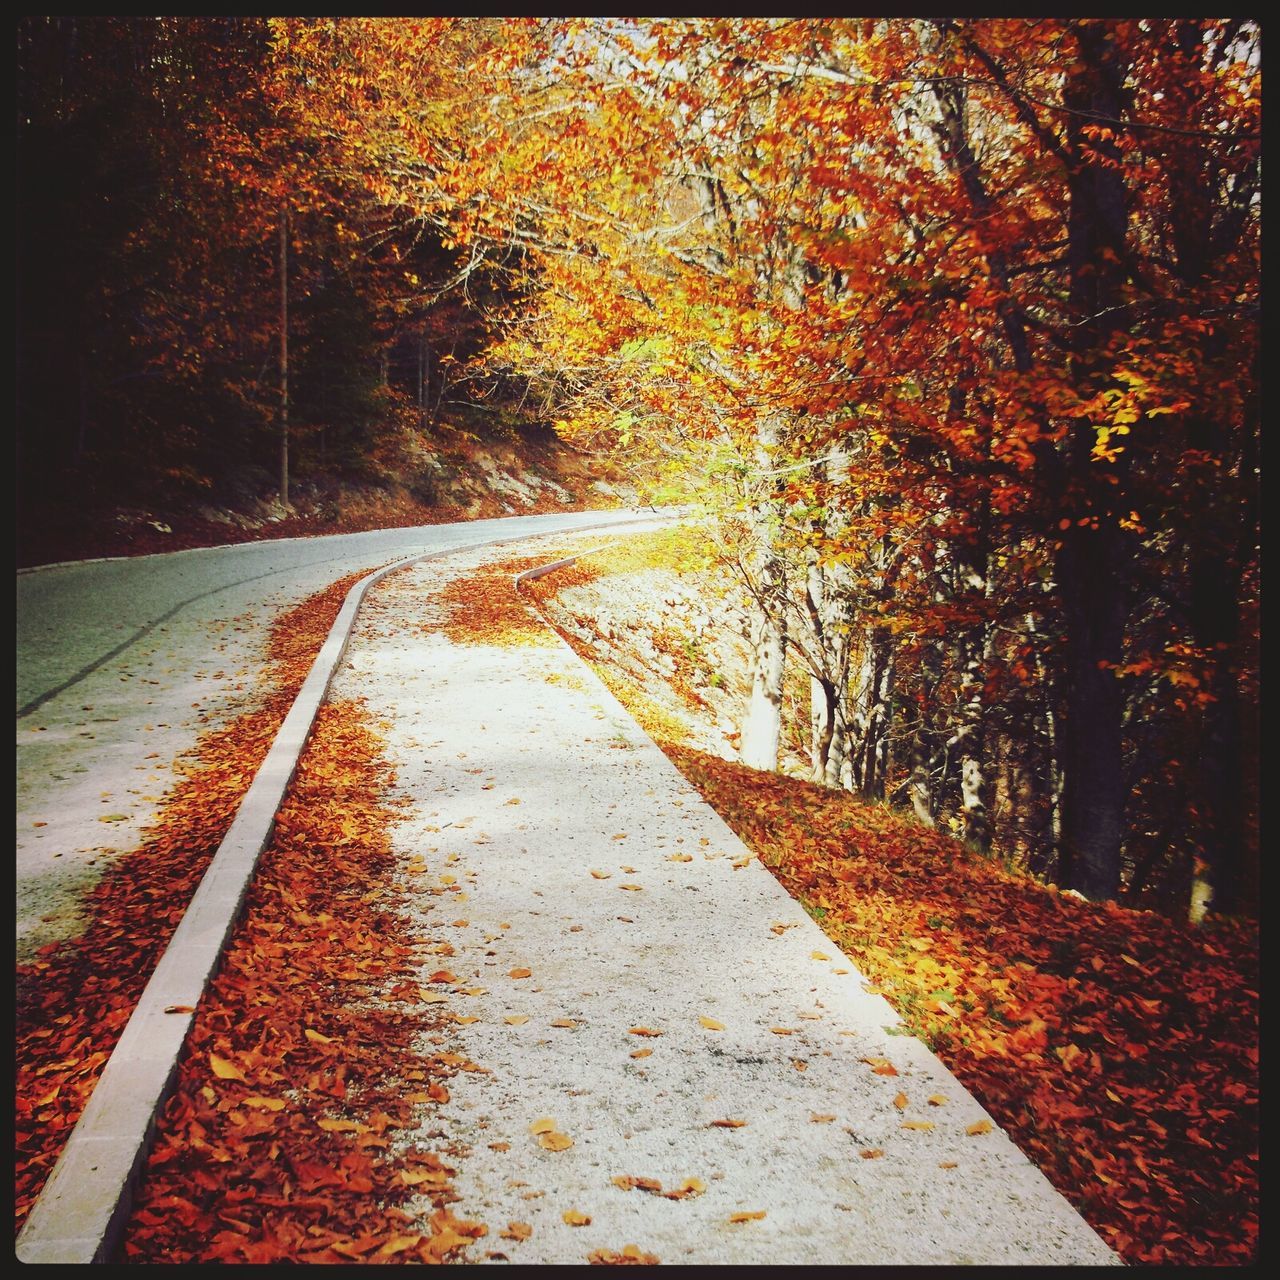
[15,510,661,961]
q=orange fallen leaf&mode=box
[629,1027,662,1037]
[318,1118,366,1133]
[668,853,693,862]
[505,1015,530,1025]
[665,1177,706,1200]
[728,1210,766,1223]
[376,1234,424,1258]
[529,1118,557,1134]
[811,951,831,961]
[590,869,611,880]
[770,1027,795,1036]
[551,1018,578,1028]
[699,1016,725,1031]
[304,1028,334,1044]
[792,1059,808,1072]
[710,1118,746,1128]
[454,1014,481,1025]
[927,1095,948,1107]
[501,1222,532,1241]
[210,1053,246,1082]
[966,1119,994,1136]
[860,1148,884,1160]
[810,1113,836,1124]
[563,1209,591,1226]
[893,1092,909,1110]
[241,1096,286,1111]
[630,1048,652,1059]
[508,968,532,979]
[539,1131,573,1151]
[613,1174,663,1193]
[872,1062,898,1077]
[163,1005,195,1015]
[901,1120,935,1132]
[489,1142,511,1152]
[939,1161,958,1169]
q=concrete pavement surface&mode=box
[15,511,659,963]
[326,536,1119,1266]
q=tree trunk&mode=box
[278,208,290,510]
[1055,21,1132,900]
[740,547,787,771]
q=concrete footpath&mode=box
[327,537,1119,1266]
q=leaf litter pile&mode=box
[15,569,372,1236]
[525,548,1259,1267]
[121,695,485,1262]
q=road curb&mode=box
[16,512,671,1265]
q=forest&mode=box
[16,16,1260,920]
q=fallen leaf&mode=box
[665,1177,705,1200]
[210,1053,246,1082]
[501,1222,532,1241]
[163,1005,195,1015]
[770,1027,795,1036]
[490,1142,510,1152]
[454,1014,481,1025]
[619,884,644,892]
[304,1028,334,1045]
[668,853,693,862]
[529,1118,557,1135]
[927,1095,948,1107]
[508,968,532,979]
[539,1131,573,1151]
[376,1234,423,1258]
[901,1120,935,1132]
[860,1148,884,1160]
[728,1210,766,1223]
[810,1113,836,1124]
[563,1209,591,1226]
[551,1018,578,1028]
[505,1015,530,1026]
[699,1016,725,1031]
[590,870,612,879]
[613,1174,663,1193]
[241,1096,286,1111]
[629,1048,652,1059]
[939,1161,958,1170]
[966,1119,994,1136]
[710,1118,746,1128]
[811,951,831,961]
[893,1092,909,1110]
[629,1027,662,1037]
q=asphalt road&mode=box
[15,510,659,962]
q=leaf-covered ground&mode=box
[122,697,485,1262]
[14,570,371,1234]
[529,544,1260,1267]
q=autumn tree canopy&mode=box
[16,17,1259,919]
